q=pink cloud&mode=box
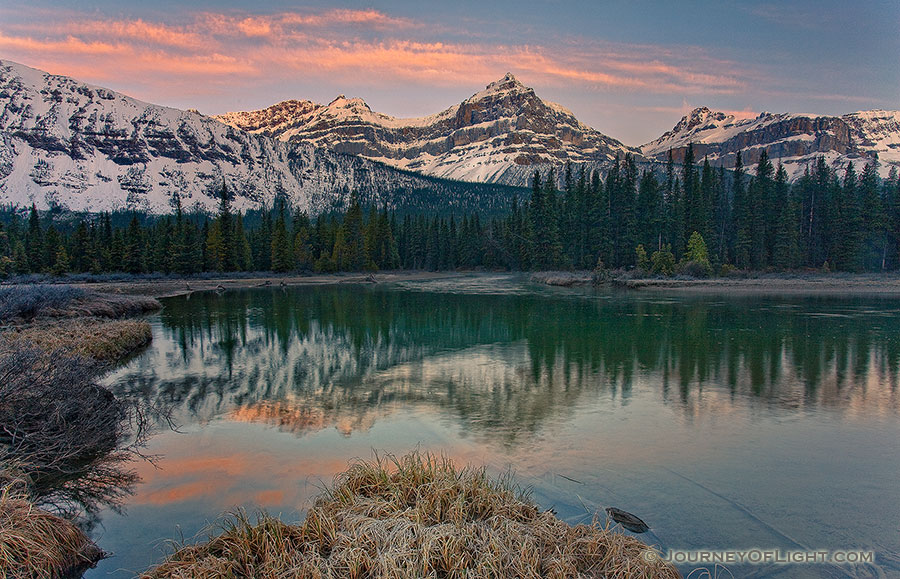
[0,7,751,106]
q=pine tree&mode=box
[342,192,366,271]
[750,150,773,269]
[271,201,292,272]
[772,164,800,270]
[51,244,70,277]
[858,162,883,271]
[204,221,223,272]
[217,181,237,271]
[26,204,43,272]
[124,214,144,273]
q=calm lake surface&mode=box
[89,275,900,578]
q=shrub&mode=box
[676,259,713,278]
[635,244,649,272]
[0,286,159,323]
[0,344,146,521]
[650,245,676,277]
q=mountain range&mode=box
[640,107,900,180]
[216,72,636,186]
[1,59,897,214]
[0,60,519,214]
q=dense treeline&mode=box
[1,149,899,277]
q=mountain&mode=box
[0,60,522,214]
[217,73,639,186]
[641,107,900,179]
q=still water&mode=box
[89,275,900,577]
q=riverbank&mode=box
[31,270,900,299]
[61,271,463,299]
[530,270,900,295]
[0,287,162,577]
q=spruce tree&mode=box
[271,201,292,272]
[26,204,43,272]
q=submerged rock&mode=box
[606,506,651,533]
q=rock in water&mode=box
[606,507,650,533]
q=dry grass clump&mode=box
[145,452,679,579]
[0,483,105,579]
[2,319,152,363]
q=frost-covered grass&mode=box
[0,285,85,322]
[144,452,678,579]
[0,285,160,323]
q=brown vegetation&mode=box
[2,319,152,363]
[0,483,105,579]
[144,452,679,579]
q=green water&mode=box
[90,275,900,577]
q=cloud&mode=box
[0,6,753,105]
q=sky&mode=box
[1,0,897,146]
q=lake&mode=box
[88,275,900,578]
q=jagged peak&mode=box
[327,94,371,110]
[476,72,530,97]
[670,107,730,134]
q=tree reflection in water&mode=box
[109,286,900,443]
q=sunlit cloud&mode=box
[0,6,748,104]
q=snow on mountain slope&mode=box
[842,110,900,174]
[218,73,639,186]
[0,60,518,214]
[641,107,898,179]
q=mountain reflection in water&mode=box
[95,280,900,578]
[110,285,900,437]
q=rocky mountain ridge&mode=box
[218,73,639,186]
[640,107,900,179]
[0,60,519,214]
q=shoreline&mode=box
[530,270,900,295]
[28,270,900,299]
[613,274,900,295]
[65,271,466,299]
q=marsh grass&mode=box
[2,319,152,363]
[144,452,680,578]
[0,483,105,579]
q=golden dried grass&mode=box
[144,452,679,578]
[0,483,105,579]
[2,319,152,363]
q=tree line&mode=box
[1,149,899,277]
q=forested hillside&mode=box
[1,149,898,277]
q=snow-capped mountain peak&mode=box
[0,59,516,214]
[641,105,899,179]
[218,73,639,186]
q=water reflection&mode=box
[94,281,900,578]
[110,285,900,440]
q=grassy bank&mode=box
[1,285,161,578]
[2,319,152,363]
[0,484,105,579]
[144,452,678,579]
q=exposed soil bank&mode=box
[615,273,900,295]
